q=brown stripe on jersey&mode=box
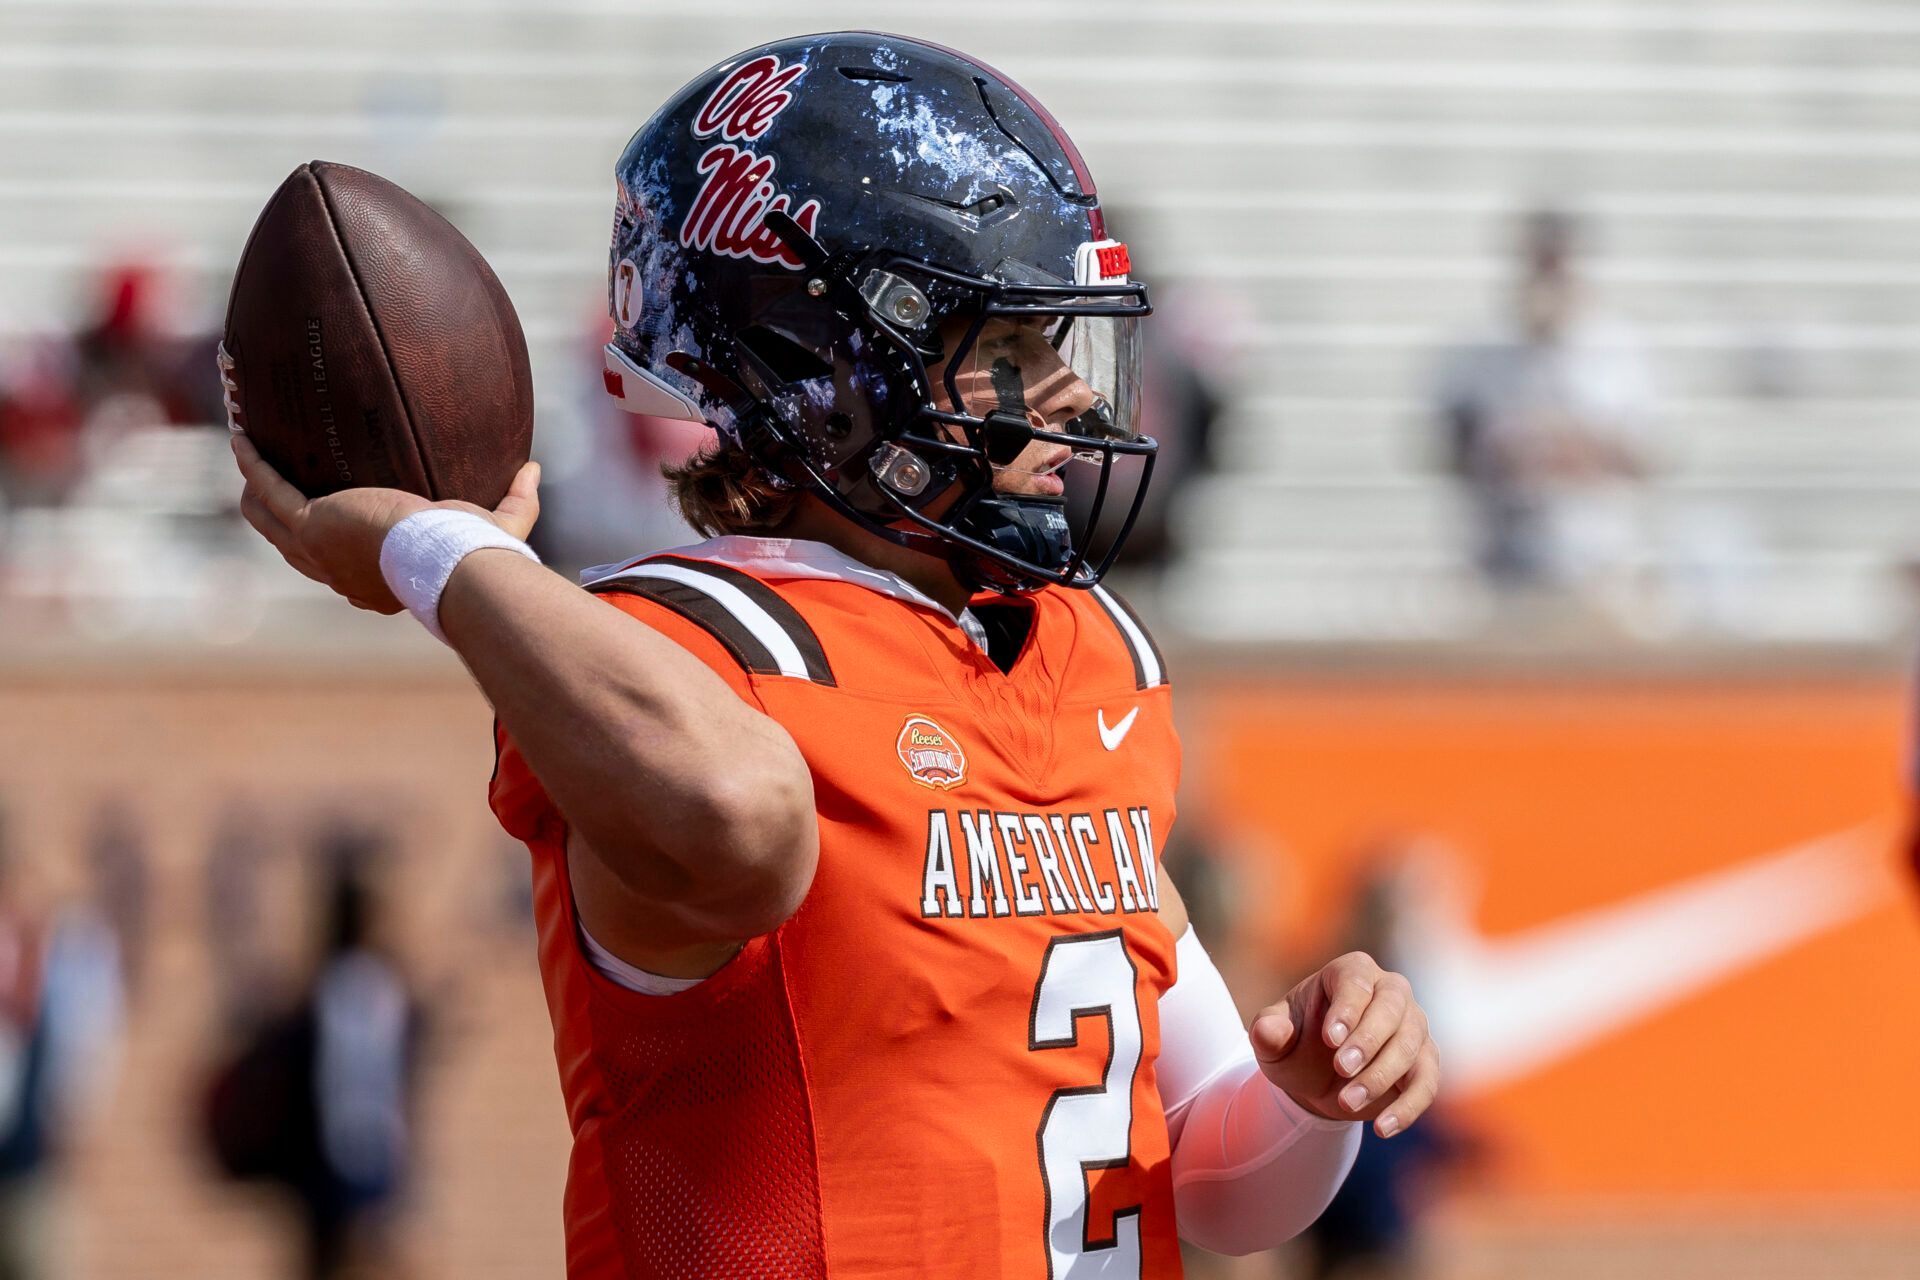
[647,556,838,686]
[591,579,784,677]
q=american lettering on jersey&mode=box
[920,806,1162,921]
[680,53,822,268]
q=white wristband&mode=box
[378,509,538,642]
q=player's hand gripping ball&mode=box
[231,433,538,614]
[1251,952,1440,1139]
[221,161,542,611]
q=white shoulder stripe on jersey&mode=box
[597,562,815,681]
[1091,584,1164,689]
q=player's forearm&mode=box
[1159,927,1362,1254]
[439,549,815,899]
[1168,1060,1361,1255]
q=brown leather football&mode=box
[221,161,533,505]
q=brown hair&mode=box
[661,438,803,537]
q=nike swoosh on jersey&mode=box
[1408,823,1890,1094]
[1098,706,1140,751]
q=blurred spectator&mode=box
[71,262,220,430]
[1437,208,1656,595]
[0,805,124,1280]
[83,800,152,1001]
[1296,837,1479,1280]
[0,339,83,510]
[203,799,278,1029]
[204,829,422,1280]
[0,259,219,512]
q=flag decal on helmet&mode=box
[679,54,822,269]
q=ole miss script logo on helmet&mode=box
[898,716,967,790]
[681,54,822,269]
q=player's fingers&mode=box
[231,434,308,528]
[1373,1041,1441,1140]
[238,487,296,552]
[1319,951,1381,1051]
[1337,1005,1427,1114]
[491,460,542,540]
[240,490,328,582]
[1332,971,1410,1079]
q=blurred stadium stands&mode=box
[4,0,1920,650]
[2,4,1919,1279]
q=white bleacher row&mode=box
[3,0,1919,645]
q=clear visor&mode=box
[946,309,1144,475]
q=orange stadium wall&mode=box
[0,662,1915,1278]
[1183,672,1920,1202]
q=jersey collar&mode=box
[582,536,992,651]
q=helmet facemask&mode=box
[745,215,1158,594]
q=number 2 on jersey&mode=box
[1029,929,1144,1278]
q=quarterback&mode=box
[230,33,1438,1278]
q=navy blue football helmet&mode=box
[603,32,1156,592]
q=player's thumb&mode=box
[493,461,541,539]
[1250,1007,1297,1065]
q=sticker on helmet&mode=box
[1076,239,1132,285]
[613,258,643,330]
[680,53,823,269]
[693,55,807,142]
[897,715,968,790]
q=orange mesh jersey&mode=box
[491,537,1183,1279]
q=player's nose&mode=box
[1025,361,1097,431]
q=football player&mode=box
[230,33,1438,1277]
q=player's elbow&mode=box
[568,737,816,941]
[692,757,818,935]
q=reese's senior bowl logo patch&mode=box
[897,715,967,790]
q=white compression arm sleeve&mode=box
[1158,927,1361,1256]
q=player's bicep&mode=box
[1157,868,1189,936]
[567,827,757,978]
[551,588,813,949]
[485,593,758,840]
